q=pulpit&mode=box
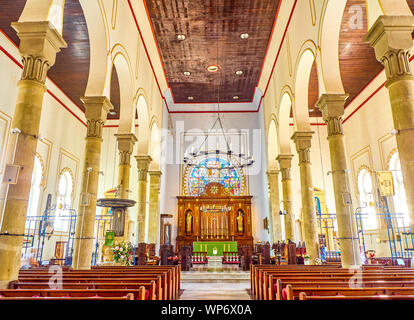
[176,183,253,250]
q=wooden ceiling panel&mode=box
[144,0,280,104]
[339,0,383,108]
[0,0,95,115]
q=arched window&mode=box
[389,152,409,226]
[27,156,42,217]
[54,169,73,231]
[357,168,377,230]
[185,156,244,196]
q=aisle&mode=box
[179,282,252,300]
[180,271,250,300]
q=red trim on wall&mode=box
[46,90,87,127]
[0,42,87,127]
[127,0,170,112]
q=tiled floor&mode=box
[179,282,252,300]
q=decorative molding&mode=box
[21,55,50,83]
[381,49,413,84]
[280,168,291,181]
[86,119,105,139]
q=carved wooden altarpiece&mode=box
[176,183,253,251]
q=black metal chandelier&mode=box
[183,114,254,170]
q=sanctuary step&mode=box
[181,271,250,283]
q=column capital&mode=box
[266,169,280,177]
[292,131,314,165]
[81,96,113,139]
[115,133,137,166]
[135,155,152,181]
[149,170,162,190]
[291,131,314,149]
[364,15,414,84]
[276,154,294,169]
[12,21,67,83]
[149,170,162,178]
[316,94,349,136]
[277,154,293,181]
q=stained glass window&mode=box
[187,157,242,196]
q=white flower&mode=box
[119,248,123,252]
[115,246,119,250]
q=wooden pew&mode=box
[0,295,134,300]
[257,267,414,300]
[10,281,157,300]
[19,271,171,299]
[15,277,163,299]
[269,274,414,300]
[0,288,147,300]
[285,285,414,300]
[299,292,414,300]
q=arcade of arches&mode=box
[0,0,414,301]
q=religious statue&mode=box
[186,211,193,233]
[236,211,244,233]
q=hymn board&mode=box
[176,182,253,250]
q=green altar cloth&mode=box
[193,241,237,256]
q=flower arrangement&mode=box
[112,241,134,266]
[303,254,311,260]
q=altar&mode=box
[193,241,237,256]
[176,183,254,250]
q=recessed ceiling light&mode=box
[309,109,314,112]
[177,34,186,41]
[240,33,249,39]
[183,71,191,76]
[233,96,239,100]
[188,96,194,100]
[235,70,243,76]
[206,65,219,73]
[109,111,117,115]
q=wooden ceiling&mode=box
[1,1,414,119]
[338,0,383,110]
[144,0,280,104]
[0,0,101,115]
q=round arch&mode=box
[319,0,346,94]
[293,44,320,131]
[366,0,411,29]
[149,117,161,170]
[110,45,135,134]
[136,93,150,155]
[79,0,110,97]
[278,89,293,155]
[267,117,279,170]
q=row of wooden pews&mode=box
[251,264,414,300]
[0,265,180,301]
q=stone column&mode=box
[316,94,361,268]
[148,170,162,244]
[292,131,319,263]
[276,154,295,241]
[267,170,282,242]
[114,133,137,241]
[0,22,66,288]
[135,155,152,243]
[72,97,113,270]
[365,16,414,230]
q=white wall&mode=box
[0,32,87,262]
[159,108,272,246]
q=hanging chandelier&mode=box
[182,4,254,171]
[182,114,255,170]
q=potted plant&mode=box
[303,254,311,265]
[112,241,134,266]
